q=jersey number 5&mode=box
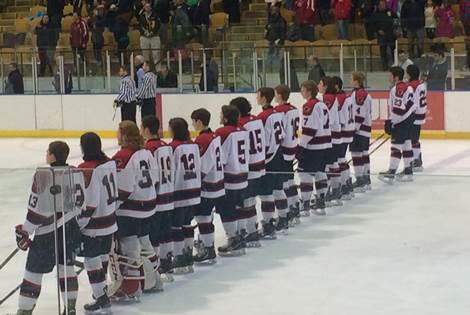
[138,160,153,189]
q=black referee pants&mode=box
[141,98,156,120]
[121,101,136,123]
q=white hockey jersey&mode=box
[169,140,202,208]
[300,98,332,151]
[275,103,300,161]
[257,106,285,163]
[194,129,225,199]
[388,82,416,125]
[408,80,427,125]
[351,88,372,138]
[239,115,266,179]
[77,160,118,237]
[112,147,158,219]
[23,166,86,236]
[145,138,174,212]
[215,125,250,190]
[322,93,342,145]
[336,91,355,144]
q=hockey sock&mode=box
[139,236,158,272]
[58,264,78,302]
[362,151,370,175]
[283,180,297,208]
[325,163,333,181]
[315,172,328,196]
[299,172,314,204]
[182,225,194,251]
[331,162,341,189]
[389,143,402,171]
[101,255,109,280]
[18,270,43,311]
[246,206,258,234]
[412,141,421,161]
[220,218,237,238]
[237,209,248,234]
[351,151,364,178]
[84,256,107,299]
[403,140,413,169]
[260,195,275,222]
[195,215,215,247]
[338,157,348,185]
[273,189,288,218]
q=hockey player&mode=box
[256,87,286,236]
[15,141,82,315]
[350,72,372,192]
[141,115,175,281]
[229,97,265,245]
[168,118,201,272]
[380,66,416,182]
[190,108,225,262]
[77,132,118,314]
[407,64,427,171]
[273,85,301,226]
[297,80,331,216]
[110,121,159,302]
[215,105,250,255]
[318,77,343,206]
[332,76,355,199]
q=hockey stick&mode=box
[347,136,391,165]
[0,264,86,306]
[0,248,19,271]
[370,132,386,147]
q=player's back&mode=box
[257,106,285,163]
[78,159,118,237]
[408,80,427,125]
[389,82,415,125]
[351,88,372,138]
[337,91,355,144]
[195,129,225,199]
[113,147,157,218]
[216,125,250,190]
[275,103,300,161]
[145,139,174,211]
[323,93,342,145]
[170,140,202,208]
[300,98,332,151]
[239,115,266,179]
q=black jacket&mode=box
[265,13,286,44]
[427,58,448,90]
[154,0,172,24]
[139,12,160,37]
[401,0,425,30]
[157,71,178,88]
[370,9,397,42]
[35,22,58,49]
[308,64,326,83]
[192,0,210,26]
[7,69,24,94]
[47,0,65,17]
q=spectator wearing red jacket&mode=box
[70,12,89,70]
[295,0,315,41]
[331,0,351,39]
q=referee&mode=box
[115,66,137,123]
[136,61,157,120]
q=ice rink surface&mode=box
[1,138,470,315]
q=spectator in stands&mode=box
[435,2,454,38]
[46,0,65,30]
[223,0,241,24]
[265,5,286,68]
[52,64,73,94]
[460,0,470,69]
[134,55,145,88]
[401,0,425,58]
[370,0,397,70]
[426,44,448,90]
[139,2,161,67]
[199,62,217,92]
[6,63,24,94]
[385,0,398,13]
[154,0,171,46]
[363,0,378,40]
[294,0,315,41]
[72,0,83,14]
[173,0,194,49]
[157,64,178,88]
[332,0,352,39]
[425,0,436,39]
[35,15,57,77]
[192,0,210,46]
[89,7,106,68]
[70,12,89,71]
[307,55,326,83]
[395,50,414,74]
[317,0,331,25]
[113,17,130,62]
[280,57,300,91]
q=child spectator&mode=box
[425,0,436,39]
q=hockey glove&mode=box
[15,224,31,251]
[113,100,122,108]
[384,119,392,135]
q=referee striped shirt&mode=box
[116,75,137,103]
[137,71,157,100]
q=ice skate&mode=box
[84,294,112,315]
[158,256,174,282]
[346,178,355,198]
[288,203,301,225]
[172,254,190,274]
[311,195,326,216]
[109,285,140,305]
[244,231,261,248]
[396,167,413,182]
[275,216,289,235]
[300,200,311,217]
[16,310,33,315]
[378,170,396,184]
[364,174,372,190]
[183,247,195,273]
[193,245,217,265]
[326,187,343,207]
[143,271,164,294]
[260,220,277,240]
[61,299,76,315]
[413,154,424,172]
[340,184,352,200]
[352,177,366,193]
[218,235,246,257]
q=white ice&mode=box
[1,138,470,315]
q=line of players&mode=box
[12,68,426,315]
